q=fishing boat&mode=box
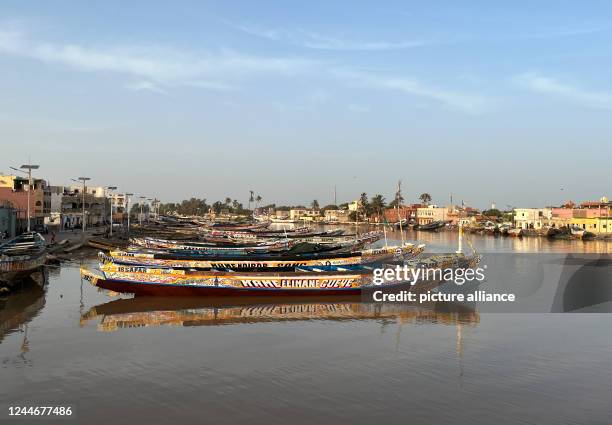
[0,232,47,288]
[570,225,595,239]
[498,224,510,236]
[541,226,561,238]
[417,221,448,231]
[209,221,271,231]
[81,248,477,297]
[507,227,523,237]
[131,237,295,253]
[269,217,298,224]
[203,227,343,240]
[103,243,426,271]
[394,219,408,229]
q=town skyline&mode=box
[0,160,607,212]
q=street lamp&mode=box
[106,186,117,237]
[125,193,133,237]
[139,196,146,226]
[147,198,153,223]
[10,163,40,233]
[71,177,90,238]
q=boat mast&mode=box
[456,221,463,254]
[396,180,405,245]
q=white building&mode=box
[416,205,450,225]
[513,208,552,229]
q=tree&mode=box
[359,193,369,219]
[370,194,386,219]
[224,197,231,207]
[322,204,338,211]
[311,199,320,210]
[419,193,432,205]
[482,208,502,217]
[256,195,262,208]
[212,201,224,214]
[248,190,255,210]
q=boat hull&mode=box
[0,256,47,286]
[86,277,365,297]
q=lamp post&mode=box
[125,193,133,237]
[139,196,146,226]
[147,198,153,223]
[106,186,117,237]
[72,177,90,238]
[10,163,40,233]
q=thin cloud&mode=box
[347,104,370,113]
[126,81,167,94]
[232,23,426,51]
[0,25,319,91]
[516,73,612,109]
[335,69,488,114]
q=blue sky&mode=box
[0,1,610,209]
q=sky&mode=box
[0,0,610,209]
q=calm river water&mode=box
[1,229,611,424]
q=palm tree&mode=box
[256,195,262,209]
[370,194,386,220]
[419,193,432,205]
[359,192,369,220]
[248,190,255,210]
[224,197,231,207]
[311,199,320,210]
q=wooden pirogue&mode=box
[81,250,479,297]
[104,243,426,271]
[0,232,47,287]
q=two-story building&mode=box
[0,174,51,233]
[416,205,450,225]
[513,208,552,230]
[289,209,321,222]
[324,209,350,223]
[61,187,106,229]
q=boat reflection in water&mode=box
[80,296,479,332]
[0,269,48,348]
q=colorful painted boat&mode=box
[105,243,426,271]
[209,221,271,231]
[130,237,295,253]
[81,250,478,297]
[82,264,375,296]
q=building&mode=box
[109,193,127,222]
[513,208,552,230]
[0,174,51,233]
[324,209,350,222]
[348,200,360,212]
[289,209,321,222]
[416,205,451,225]
[61,187,106,229]
[383,204,423,223]
[0,202,17,238]
[45,185,65,228]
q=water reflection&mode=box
[382,227,612,253]
[0,271,48,344]
[80,296,480,332]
